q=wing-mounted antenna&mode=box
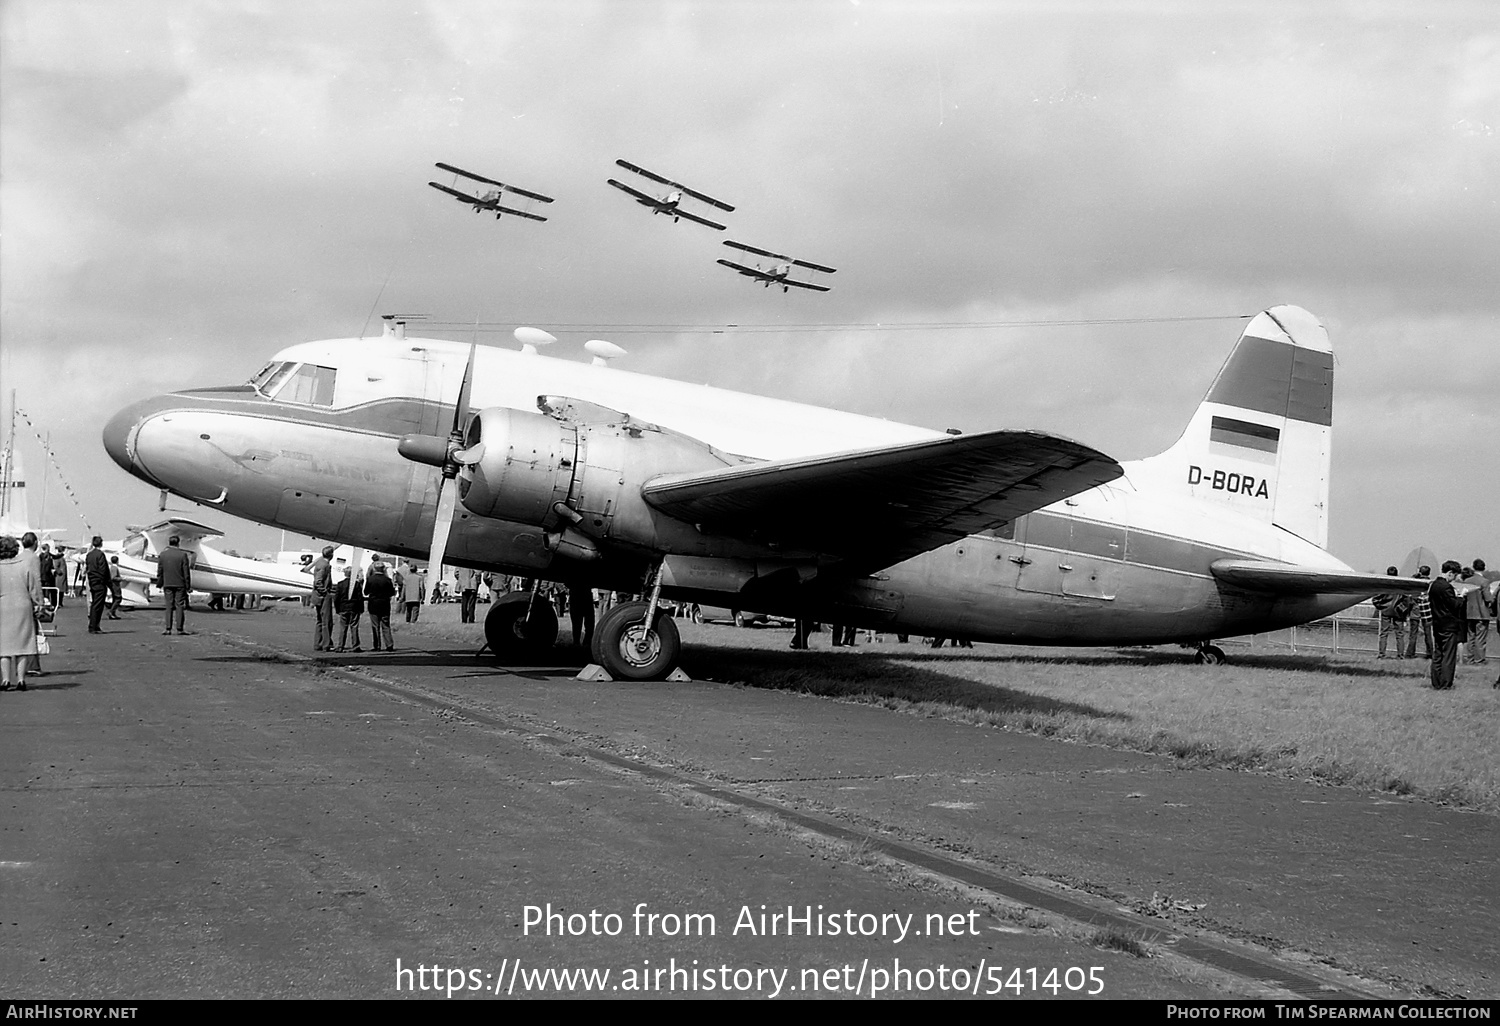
[584,339,627,367]
[514,327,557,355]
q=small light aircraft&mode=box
[104,306,1428,681]
[109,517,314,607]
[428,163,554,221]
[717,240,836,293]
[606,159,734,230]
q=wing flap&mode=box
[1211,559,1432,596]
[643,430,1123,572]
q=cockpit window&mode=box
[271,364,337,407]
[259,362,299,398]
[250,361,288,396]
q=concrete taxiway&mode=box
[3,604,1496,999]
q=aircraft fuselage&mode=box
[103,335,1357,646]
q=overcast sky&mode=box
[2,0,1495,570]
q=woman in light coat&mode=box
[0,535,44,691]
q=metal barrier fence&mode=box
[1219,612,1425,656]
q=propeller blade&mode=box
[454,442,486,465]
[426,481,459,604]
[451,343,477,439]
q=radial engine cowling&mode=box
[456,403,745,557]
[457,407,577,526]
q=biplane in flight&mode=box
[428,163,555,221]
[606,159,734,230]
[717,240,837,292]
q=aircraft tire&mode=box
[1194,645,1227,666]
[484,592,558,659]
[592,601,681,681]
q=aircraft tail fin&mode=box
[1129,306,1333,548]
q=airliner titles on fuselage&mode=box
[1187,465,1270,500]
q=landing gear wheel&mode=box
[591,601,681,681]
[1194,644,1227,665]
[484,592,558,660]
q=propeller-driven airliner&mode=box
[428,163,555,222]
[103,307,1426,680]
[606,159,735,230]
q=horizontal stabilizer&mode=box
[1211,559,1431,596]
[643,430,1122,573]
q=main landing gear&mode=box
[585,563,686,682]
[591,601,682,680]
[483,591,559,661]
[1194,643,1227,665]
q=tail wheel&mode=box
[485,592,558,659]
[1194,645,1227,666]
[591,601,681,681]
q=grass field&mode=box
[295,602,1500,814]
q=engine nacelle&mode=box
[457,407,577,526]
[456,405,751,558]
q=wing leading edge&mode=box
[642,430,1123,574]
[1211,560,1433,596]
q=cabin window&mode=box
[272,363,338,407]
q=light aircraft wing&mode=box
[492,204,548,222]
[607,178,660,205]
[672,208,728,231]
[725,240,786,261]
[780,278,830,292]
[436,161,493,183]
[135,517,224,553]
[716,258,771,280]
[615,160,734,211]
[1210,560,1433,596]
[429,181,485,205]
[791,258,836,274]
[435,164,554,203]
[642,430,1123,573]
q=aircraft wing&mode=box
[791,258,836,274]
[642,430,1123,573]
[429,181,484,204]
[676,184,734,212]
[725,240,786,260]
[504,184,554,203]
[716,258,770,279]
[436,164,554,202]
[616,159,674,187]
[607,178,659,205]
[493,204,548,222]
[781,278,831,293]
[136,517,224,553]
[672,208,728,231]
[1210,560,1433,596]
[614,160,733,211]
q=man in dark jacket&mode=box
[364,561,396,652]
[311,545,336,651]
[333,566,365,653]
[1428,560,1467,690]
[156,535,193,636]
[85,536,111,633]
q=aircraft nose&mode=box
[102,403,139,473]
[102,395,171,481]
